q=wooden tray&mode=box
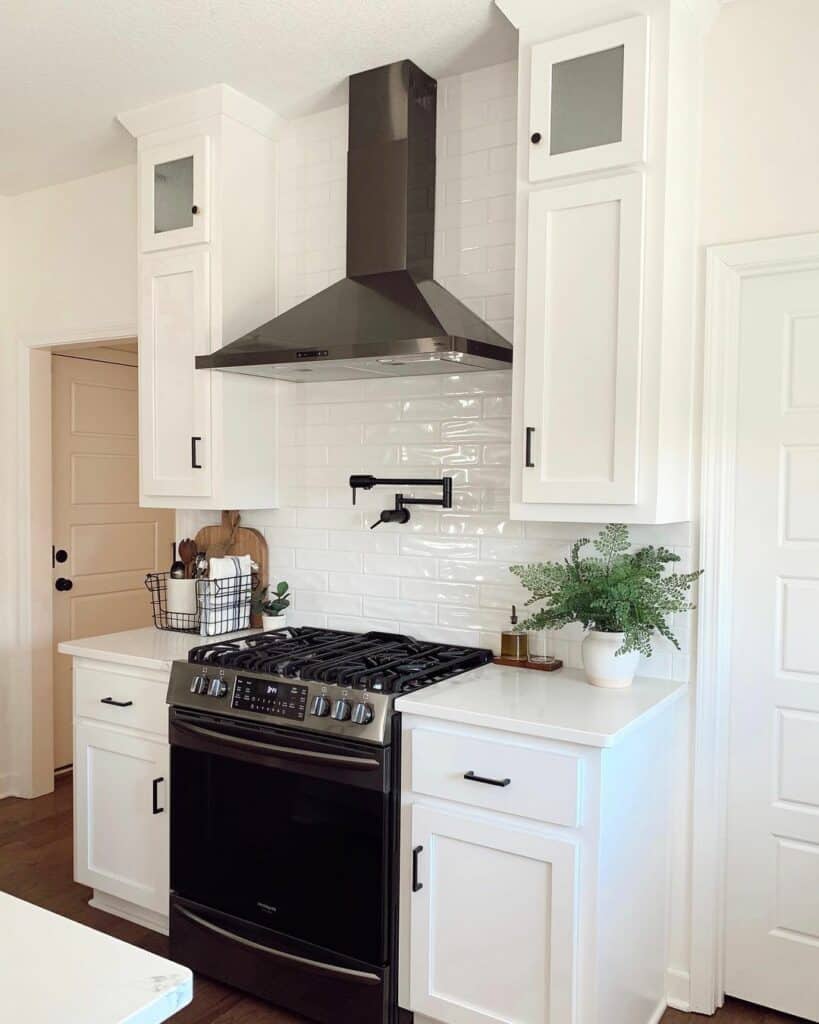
[195,511,269,628]
[494,656,563,672]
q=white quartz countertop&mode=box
[395,663,686,747]
[0,892,192,1023]
[58,626,259,673]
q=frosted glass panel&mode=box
[550,45,624,156]
[154,156,194,234]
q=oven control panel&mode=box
[231,677,308,720]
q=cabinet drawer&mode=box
[410,728,581,827]
[75,664,168,737]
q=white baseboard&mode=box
[89,890,169,936]
[666,967,691,1011]
[648,997,669,1024]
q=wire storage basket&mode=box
[146,572,256,636]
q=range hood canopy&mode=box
[197,60,513,382]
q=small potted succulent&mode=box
[252,580,291,631]
[510,524,702,688]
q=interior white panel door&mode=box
[409,804,578,1024]
[74,719,169,915]
[522,173,644,506]
[725,267,819,1020]
[139,247,212,498]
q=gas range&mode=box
[167,626,493,745]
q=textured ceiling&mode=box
[0,0,516,195]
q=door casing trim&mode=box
[690,231,819,1013]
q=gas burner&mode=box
[188,627,492,695]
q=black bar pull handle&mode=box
[525,427,535,468]
[412,845,423,892]
[152,777,165,814]
[464,770,511,788]
[100,697,133,708]
[191,436,202,469]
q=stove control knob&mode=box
[310,695,331,718]
[351,702,374,726]
[207,678,227,698]
[191,675,208,695]
[331,699,351,721]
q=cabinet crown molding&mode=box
[117,83,281,140]
[495,0,720,33]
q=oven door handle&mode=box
[175,905,381,984]
[172,719,381,770]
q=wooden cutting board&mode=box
[194,511,269,628]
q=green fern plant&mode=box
[510,524,702,656]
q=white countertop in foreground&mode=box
[0,892,192,1023]
[395,664,686,747]
[59,626,259,673]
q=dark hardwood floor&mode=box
[0,776,806,1024]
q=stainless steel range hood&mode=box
[196,60,513,382]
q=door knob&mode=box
[55,577,73,592]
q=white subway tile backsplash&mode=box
[363,597,437,624]
[328,573,399,598]
[240,61,694,679]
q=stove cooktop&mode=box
[168,627,493,745]
[188,627,492,695]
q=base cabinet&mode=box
[409,805,578,1024]
[73,658,171,932]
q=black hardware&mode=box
[531,131,542,144]
[55,548,68,564]
[464,770,511,788]
[100,697,134,708]
[55,577,73,592]
[191,436,202,469]
[191,205,199,214]
[525,427,535,468]
[412,845,423,892]
[152,776,165,814]
[351,475,453,528]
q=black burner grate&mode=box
[188,627,492,694]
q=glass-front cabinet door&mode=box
[139,135,210,251]
[529,15,649,181]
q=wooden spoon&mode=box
[178,538,198,580]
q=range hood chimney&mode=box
[196,60,513,382]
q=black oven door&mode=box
[169,707,392,968]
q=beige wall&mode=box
[9,163,137,344]
[700,0,819,246]
[0,196,13,795]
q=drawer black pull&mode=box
[412,845,423,893]
[464,770,511,788]
[152,777,165,815]
[525,427,535,468]
[191,435,202,469]
[100,697,133,708]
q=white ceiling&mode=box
[0,0,516,196]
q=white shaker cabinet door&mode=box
[521,172,644,507]
[409,804,579,1024]
[74,720,169,916]
[139,247,212,499]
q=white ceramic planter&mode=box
[581,630,640,688]
[261,614,287,631]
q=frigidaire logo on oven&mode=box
[257,901,278,914]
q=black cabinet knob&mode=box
[55,577,73,592]
[531,131,542,144]
[191,205,199,214]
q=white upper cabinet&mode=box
[522,173,644,505]
[119,87,280,510]
[529,15,649,181]
[139,247,212,498]
[505,0,707,524]
[140,135,210,251]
